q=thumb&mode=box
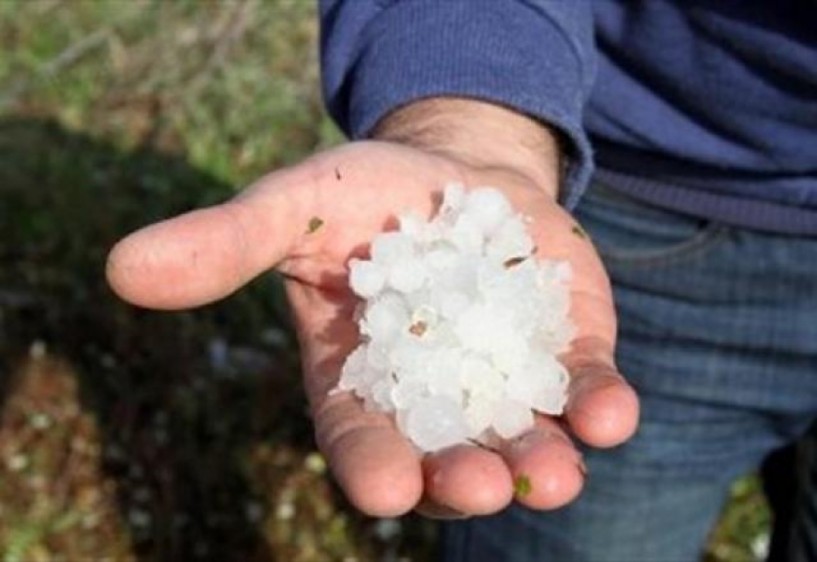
[106,166,312,310]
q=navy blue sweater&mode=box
[320,0,817,234]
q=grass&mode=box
[0,1,770,560]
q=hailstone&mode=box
[336,184,575,452]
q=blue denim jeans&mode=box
[440,181,817,562]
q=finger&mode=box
[420,444,513,516]
[293,281,517,519]
[106,166,312,309]
[414,497,469,520]
[313,393,424,517]
[537,214,640,449]
[563,336,640,448]
[287,280,425,518]
[500,419,585,510]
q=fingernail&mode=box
[415,498,468,520]
[510,429,569,455]
[577,457,589,478]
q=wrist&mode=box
[370,97,563,199]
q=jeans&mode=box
[441,181,817,562]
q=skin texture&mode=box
[106,98,639,519]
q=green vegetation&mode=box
[514,475,532,499]
[0,1,770,560]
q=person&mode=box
[106,1,817,560]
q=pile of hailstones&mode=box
[334,184,575,453]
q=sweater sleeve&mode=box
[319,0,596,208]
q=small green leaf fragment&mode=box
[571,224,588,239]
[514,474,533,498]
[307,216,324,234]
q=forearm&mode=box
[371,97,563,200]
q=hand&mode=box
[106,100,638,518]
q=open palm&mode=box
[107,141,638,517]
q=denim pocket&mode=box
[574,181,729,267]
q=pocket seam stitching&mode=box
[598,224,730,267]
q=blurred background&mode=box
[0,1,771,560]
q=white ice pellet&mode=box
[453,303,499,355]
[368,378,396,412]
[491,398,535,440]
[460,355,504,397]
[435,290,470,321]
[446,214,484,254]
[348,259,386,298]
[335,346,368,392]
[337,184,575,452]
[439,183,466,214]
[362,293,408,341]
[505,352,570,415]
[403,396,470,452]
[386,258,427,293]
[464,394,496,438]
[426,349,465,399]
[371,232,414,265]
[391,378,426,409]
[485,217,535,263]
[398,211,426,238]
[462,187,513,235]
